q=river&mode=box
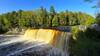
[0,29,70,56]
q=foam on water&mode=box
[0,29,71,56]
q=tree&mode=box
[65,10,70,25]
[84,0,93,2]
[59,12,66,26]
[49,5,56,27]
[0,15,10,33]
[96,13,100,25]
[52,15,59,27]
[84,0,100,8]
[0,6,95,33]
[40,7,48,27]
[50,5,56,15]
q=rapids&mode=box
[0,29,71,56]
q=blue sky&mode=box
[0,0,96,16]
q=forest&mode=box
[0,6,95,33]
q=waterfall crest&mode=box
[23,29,71,52]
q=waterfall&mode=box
[23,29,71,54]
[0,29,71,56]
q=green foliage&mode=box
[71,26,79,40]
[0,16,10,33]
[70,28,100,56]
[52,15,59,27]
[96,13,100,25]
[84,0,93,2]
[50,5,56,15]
[0,6,95,33]
[58,12,67,26]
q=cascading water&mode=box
[0,29,71,56]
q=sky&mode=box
[0,0,96,16]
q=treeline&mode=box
[0,6,95,33]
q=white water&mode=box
[0,38,24,46]
[0,29,70,56]
[7,42,46,56]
